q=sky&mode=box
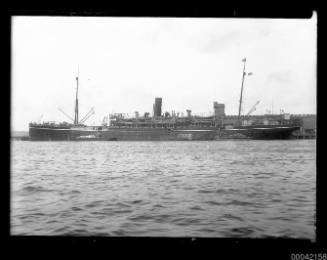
[11,14,317,131]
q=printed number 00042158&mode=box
[291,254,327,260]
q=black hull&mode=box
[219,126,300,140]
[29,126,217,141]
[29,125,299,141]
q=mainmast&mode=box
[238,58,252,120]
[74,67,79,125]
[238,58,247,118]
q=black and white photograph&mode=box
[11,13,317,241]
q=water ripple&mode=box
[11,140,316,240]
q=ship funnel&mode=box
[153,97,162,118]
[214,101,225,126]
[214,102,225,117]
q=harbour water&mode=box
[11,140,316,240]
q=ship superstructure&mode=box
[29,60,300,141]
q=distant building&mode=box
[291,114,316,138]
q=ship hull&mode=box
[29,125,299,141]
[218,126,300,140]
[29,126,217,141]
[29,126,73,141]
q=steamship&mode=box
[29,59,299,141]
